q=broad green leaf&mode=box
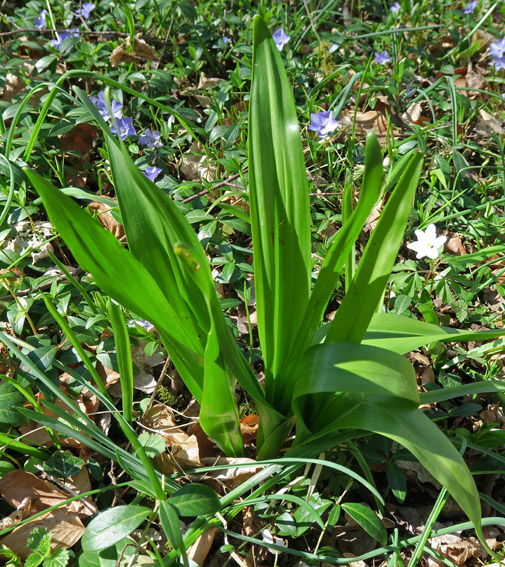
[0,382,28,425]
[341,502,387,546]
[294,342,419,404]
[310,395,482,531]
[326,152,423,344]
[168,483,221,516]
[105,136,210,338]
[292,342,419,441]
[107,299,133,424]
[249,16,311,410]
[174,243,263,456]
[78,539,133,567]
[24,169,205,400]
[199,316,243,456]
[137,432,166,457]
[386,460,407,503]
[364,312,505,354]
[159,501,185,556]
[287,134,383,365]
[81,505,150,552]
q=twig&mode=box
[181,172,243,204]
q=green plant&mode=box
[25,528,68,567]
[16,15,505,558]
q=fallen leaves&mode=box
[110,35,158,67]
[0,469,92,558]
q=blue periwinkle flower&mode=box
[463,1,478,14]
[489,38,505,70]
[223,36,231,44]
[90,92,123,121]
[308,110,339,138]
[51,29,79,50]
[374,50,391,65]
[34,9,47,29]
[143,166,162,181]
[77,3,95,19]
[139,129,163,148]
[111,116,136,140]
[272,28,290,51]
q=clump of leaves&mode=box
[0,528,70,567]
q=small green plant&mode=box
[24,528,68,567]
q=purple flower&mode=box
[76,2,95,19]
[308,110,339,138]
[463,1,478,14]
[502,93,505,99]
[34,9,47,29]
[390,2,401,14]
[51,29,79,49]
[111,116,136,140]
[272,28,290,51]
[143,166,162,181]
[489,38,505,59]
[223,36,231,44]
[492,56,505,71]
[374,50,391,65]
[405,83,416,97]
[90,92,123,121]
[139,129,163,148]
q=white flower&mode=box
[407,224,446,259]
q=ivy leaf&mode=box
[43,451,84,479]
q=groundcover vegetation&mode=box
[0,0,505,565]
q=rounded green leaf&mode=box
[81,505,150,552]
[341,502,387,546]
[169,483,221,516]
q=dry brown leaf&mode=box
[240,414,259,443]
[0,61,34,102]
[142,404,191,446]
[155,436,202,474]
[341,109,389,134]
[194,73,224,106]
[474,109,503,137]
[0,470,89,518]
[364,200,383,233]
[59,123,98,161]
[188,527,217,567]
[110,35,158,67]
[64,467,96,518]
[19,373,100,448]
[445,234,467,256]
[0,497,34,530]
[426,533,480,566]
[88,200,125,239]
[0,508,85,559]
[180,141,216,182]
[198,457,263,490]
